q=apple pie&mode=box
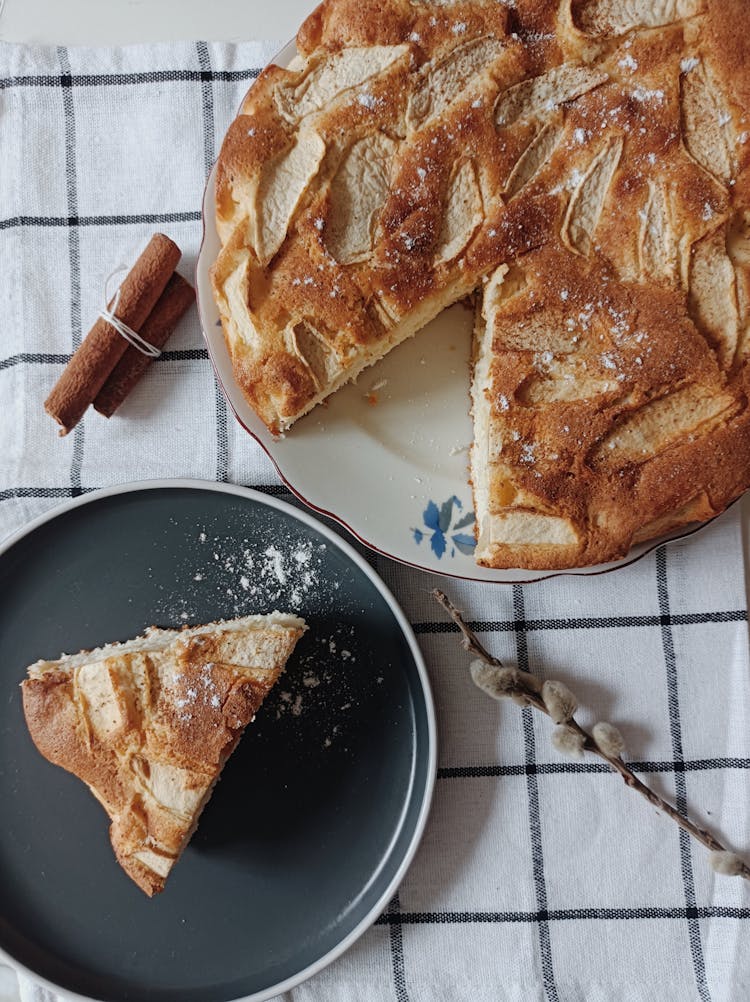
[211,0,750,568]
[21,613,306,895]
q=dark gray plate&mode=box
[0,481,435,1002]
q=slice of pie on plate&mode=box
[210,0,750,569]
[21,613,306,896]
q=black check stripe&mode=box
[0,211,201,230]
[0,488,76,502]
[0,483,293,504]
[514,584,560,1002]
[196,41,229,485]
[386,893,409,1002]
[413,611,747,633]
[0,349,210,371]
[150,348,210,362]
[0,68,260,89]
[375,906,750,925]
[58,47,85,499]
[437,757,750,779]
[0,353,72,370]
[657,547,711,1002]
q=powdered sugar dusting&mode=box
[631,87,665,104]
[149,518,394,750]
[153,528,329,622]
[171,662,224,722]
[618,54,638,72]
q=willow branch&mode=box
[434,590,502,667]
[433,588,750,881]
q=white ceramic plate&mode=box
[195,41,711,584]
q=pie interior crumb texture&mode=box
[21,614,307,895]
[211,0,750,569]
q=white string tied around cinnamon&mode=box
[100,267,162,359]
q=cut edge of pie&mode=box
[21,613,307,895]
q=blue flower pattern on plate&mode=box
[412,496,475,559]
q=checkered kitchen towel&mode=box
[1,39,749,1002]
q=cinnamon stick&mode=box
[44,233,181,435]
[93,273,195,417]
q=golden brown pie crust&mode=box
[212,0,750,568]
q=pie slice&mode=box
[21,613,306,896]
[211,0,750,569]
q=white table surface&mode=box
[1,3,749,1000]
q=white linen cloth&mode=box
[0,39,749,1002]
